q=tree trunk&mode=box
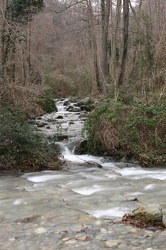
[86,0,101,92]
[27,22,32,83]
[118,0,130,88]
[101,0,110,86]
[1,0,9,82]
[111,0,121,74]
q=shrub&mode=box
[0,107,60,171]
[38,95,58,113]
[83,96,166,166]
[0,84,43,118]
[43,68,94,98]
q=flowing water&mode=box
[0,99,166,250]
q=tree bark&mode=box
[118,0,130,88]
[101,0,110,84]
[86,0,101,92]
[1,0,9,82]
[112,0,121,74]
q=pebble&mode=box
[35,228,47,234]
[95,220,102,225]
[100,228,107,234]
[62,237,70,242]
[105,239,121,248]
[64,240,78,245]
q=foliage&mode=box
[83,95,166,166]
[43,69,94,98]
[38,96,58,113]
[8,0,44,23]
[0,107,60,171]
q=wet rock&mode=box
[132,204,163,223]
[66,139,82,151]
[35,227,47,234]
[27,119,37,124]
[69,121,74,125]
[115,162,138,168]
[80,104,95,112]
[63,100,70,106]
[77,97,95,112]
[78,97,93,106]
[122,204,165,228]
[56,115,63,119]
[105,239,121,248]
[100,157,114,163]
[62,237,70,241]
[37,122,48,127]
[73,107,81,112]
[74,140,88,155]
[64,239,77,245]
[120,156,129,163]
[104,170,122,176]
[80,161,103,169]
[56,135,69,141]
[70,224,82,232]
[75,234,88,241]
[100,228,107,234]
[67,106,81,112]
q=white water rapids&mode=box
[0,98,166,222]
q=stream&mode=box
[0,99,166,250]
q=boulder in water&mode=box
[74,140,88,155]
[122,203,165,229]
[78,97,93,105]
[56,115,63,119]
[80,104,95,112]
[80,161,102,169]
[66,105,81,112]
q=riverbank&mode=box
[84,96,166,167]
[0,98,166,249]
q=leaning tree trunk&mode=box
[118,0,130,88]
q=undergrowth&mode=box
[83,95,166,166]
[0,107,61,172]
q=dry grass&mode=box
[89,100,166,166]
[0,84,45,118]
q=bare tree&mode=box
[118,0,130,88]
[100,0,111,85]
[86,0,101,91]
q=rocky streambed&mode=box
[0,98,166,250]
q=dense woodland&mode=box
[0,0,166,170]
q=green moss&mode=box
[83,95,166,166]
[0,107,60,171]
